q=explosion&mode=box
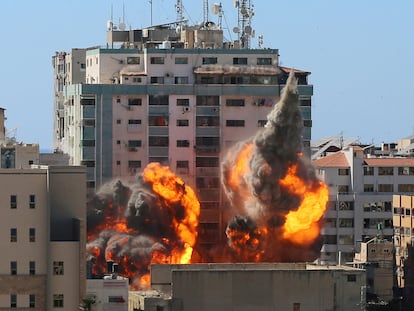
[221,72,328,261]
[86,72,328,289]
[86,163,200,289]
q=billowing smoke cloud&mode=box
[221,72,328,262]
[87,164,200,289]
[86,72,328,288]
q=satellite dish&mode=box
[119,23,126,31]
[211,3,221,15]
[244,25,252,35]
[232,27,240,33]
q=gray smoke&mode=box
[221,72,322,262]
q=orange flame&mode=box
[142,162,200,263]
[280,164,329,245]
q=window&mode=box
[11,228,17,242]
[363,166,374,175]
[196,157,219,167]
[10,195,17,209]
[149,136,169,147]
[337,185,349,194]
[81,160,95,167]
[202,57,217,64]
[398,184,414,192]
[338,234,354,245]
[293,303,301,311]
[338,168,349,175]
[226,120,245,127]
[30,261,35,275]
[150,76,165,84]
[258,120,267,127]
[128,140,142,149]
[257,57,272,65]
[347,274,357,282]
[175,57,188,64]
[108,296,125,303]
[149,95,169,105]
[128,161,141,169]
[149,116,168,126]
[338,201,354,211]
[29,194,36,208]
[378,184,393,192]
[303,120,312,127]
[176,119,189,127]
[196,137,220,147]
[81,140,95,147]
[364,184,374,192]
[378,167,393,175]
[29,228,35,242]
[150,57,164,64]
[197,177,220,188]
[177,140,190,147]
[116,160,121,165]
[233,57,248,65]
[116,119,121,124]
[128,98,142,106]
[196,95,219,106]
[299,99,311,106]
[339,218,354,228]
[226,99,245,107]
[177,98,190,106]
[176,161,189,169]
[196,116,220,127]
[175,76,189,84]
[53,294,64,308]
[11,261,17,275]
[29,295,35,308]
[11,294,16,308]
[398,167,414,175]
[323,235,337,244]
[133,77,142,83]
[127,57,140,64]
[53,261,64,275]
[128,119,142,125]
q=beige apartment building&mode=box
[313,145,414,265]
[0,165,87,310]
[52,2,314,249]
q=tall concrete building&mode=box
[0,165,87,310]
[52,2,314,248]
[313,145,414,266]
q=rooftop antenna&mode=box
[210,3,223,30]
[203,0,209,25]
[176,0,183,23]
[234,0,254,49]
[149,0,153,26]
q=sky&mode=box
[0,1,413,151]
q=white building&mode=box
[0,165,87,310]
[52,2,314,249]
[313,145,414,265]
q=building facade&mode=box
[52,14,314,248]
[0,165,87,310]
[313,146,414,265]
[131,263,365,311]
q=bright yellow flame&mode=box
[280,164,329,245]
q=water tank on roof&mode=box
[161,41,172,49]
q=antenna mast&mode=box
[235,0,254,49]
[203,0,209,25]
[176,0,183,23]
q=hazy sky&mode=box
[0,1,412,150]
